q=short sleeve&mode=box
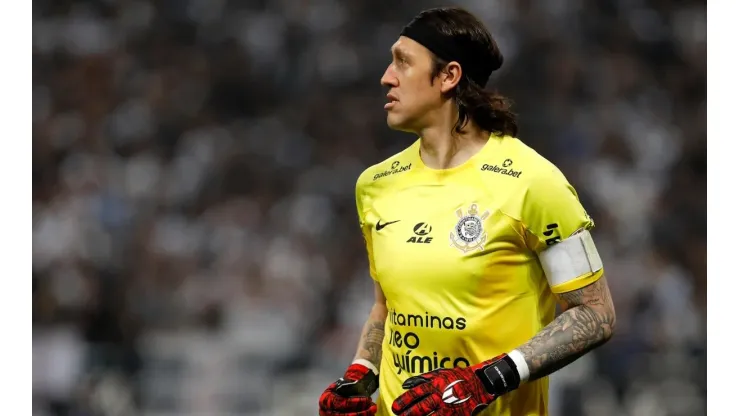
[522,170,603,293]
[356,178,378,281]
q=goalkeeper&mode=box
[319,6,616,416]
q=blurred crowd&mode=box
[32,0,706,415]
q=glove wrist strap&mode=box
[475,354,521,396]
[335,363,379,397]
[352,359,379,376]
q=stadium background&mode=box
[32,0,706,415]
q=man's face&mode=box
[380,37,443,133]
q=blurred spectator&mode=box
[33,0,705,415]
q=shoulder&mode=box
[514,140,575,205]
[355,140,419,204]
[489,137,563,183]
[493,137,576,218]
[480,136,571,195]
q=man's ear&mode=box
[439,61,463,94]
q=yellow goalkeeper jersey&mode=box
[355,134,603,416]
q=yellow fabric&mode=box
[550,269,604,294]
[355,134,603,416]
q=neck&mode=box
[417,103,490,170]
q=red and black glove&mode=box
[319,363,379,416]
[391,354,521,416]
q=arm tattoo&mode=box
[518,276,616,381]
[356,318,386,369]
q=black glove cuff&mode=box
[335,370,379,397]
[475,354,521,396]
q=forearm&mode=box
[353,303,388,370]
[516,305,612,381]
[516,277,616,382]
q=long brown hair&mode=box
[416,7,518,137]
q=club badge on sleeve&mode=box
[450,203,490,253]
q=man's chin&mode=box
[386,114,412,132]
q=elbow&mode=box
[602,305,617,344]
[583,302,616,346]
[370,302,389,321]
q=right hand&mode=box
[319,363,379,416]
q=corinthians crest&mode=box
[450,203,490,253]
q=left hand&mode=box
[391,356,504,416]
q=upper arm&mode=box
[357,174,387,316]
[360,225,378,281]
[557,275,616,332]
[522,171,616,326]
[356,174,378,281]
[521,170,603,294]
[558,274,614,311]
[521,169,595,253]
[374,280,387,306]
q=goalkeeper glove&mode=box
[391,353,523,416]
[319,362,380,416]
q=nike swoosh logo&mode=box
[375,220,400,231]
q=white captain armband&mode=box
[537,229,603,287]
